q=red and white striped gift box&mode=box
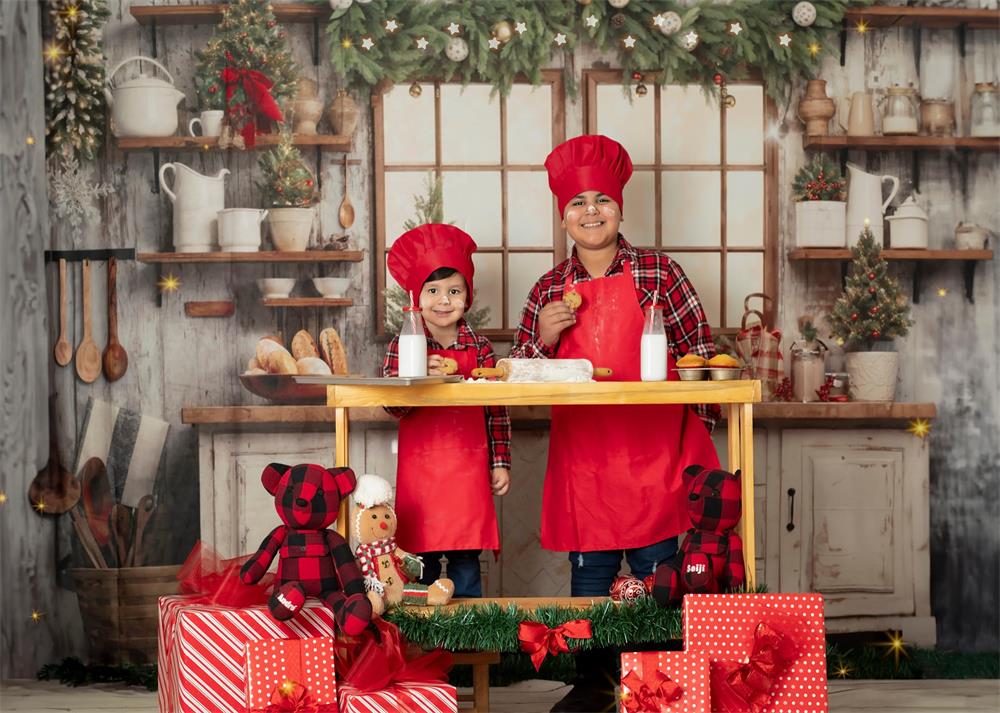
[338,681,458,713]
[157,595,338,713]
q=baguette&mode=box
[291,330,320,360]
[296,357,332,376]
[266,348,298,375]
[319,328,349,375]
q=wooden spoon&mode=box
[80,457,113,547]
[111,503,133,568]
[75,259,101,383]
[102,257,128,381]
[128,495,156,567]
[53,259,73,367]
[28,393,81,514]
[338,156,355,229]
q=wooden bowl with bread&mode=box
[241,328,349,404]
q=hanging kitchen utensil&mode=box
[80,457,114,550]
[54,259,73,367]
[28,393,81,514]
[338,155,355,229]
[102,257,129,381]
[111,503,133,568]
[128,495,156,567]
[75,259,102,383]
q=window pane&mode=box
[508,252,553,327]
[508,172,554,248]
[442,172,502,247]
[622,170,656,248]
[668,251,720,327]
[726,172,764,248]
[471,252,503,329]
[662,171,720,247]
[726,85,764,165]
[384,84,435,165]
[507,84,552,165]
[441,85,500,165]
[726,252,764,329]
[385,172,433,247]
[661,85,719,165]
[597,85,655,163]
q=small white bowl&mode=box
[257,278,296,299]
[312,277,350,298]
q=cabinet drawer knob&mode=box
[786,488,796,532]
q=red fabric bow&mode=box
[709,622,800,713]
[177,541,273,607]
[221,52,283,147]
[517,619,593,671]
[263,681,336,713]
[343,617,452,693]
[621,669,683,712]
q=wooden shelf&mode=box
[803,135,1000,152]
[116,134,351,152]
[137,251,363,264]
[130,3,325,26]
[262,297,353,308]
[844,6,1000,31]
[788,249,993,261]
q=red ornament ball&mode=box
[868,286,876,294]
[632,71,642,81]
[851,312,858,321]
[610,575,648,603]
[870,306,879,315]
[872,330,881,338]
[713,73,723,85]
[208,85,218,94]
[868,272,876,280]
[306,179,313,187]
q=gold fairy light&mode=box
[907,418,931,439]
[157,273,181,293]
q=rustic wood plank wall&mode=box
[5,0,996,678]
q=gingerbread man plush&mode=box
[651,465,746,606]
[239,463,373,636]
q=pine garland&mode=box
[44,0,110,163]
[37,657,157,691]
[792,154,845,202]
[326,0,870,105]
[257,131,318,207]
[827,226,913,351]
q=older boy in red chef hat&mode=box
[383,224,511,598]
[510,135,722,711]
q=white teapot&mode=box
[104,56,184,137]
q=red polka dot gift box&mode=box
[684,593,829,713]
[244,637,337,711]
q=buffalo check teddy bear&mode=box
[240,463,373,636]
[651,465,746,606]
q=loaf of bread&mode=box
[296,357,332,376]
[291,330,320,360]
[319,328,349,374]
[266,348,298,375]
[256,338,286,367]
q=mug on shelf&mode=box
[189,110,224,138]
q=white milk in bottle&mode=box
[398,306,428,377]
[640,305,668,382]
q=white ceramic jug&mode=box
[159,163,230,253]
[218,208,268,252]
[845,163,899,247]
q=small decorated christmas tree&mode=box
[44,0,110,163]
[257,131,317,208]
[792,154,845,202]
[194,0,298,143]
[827,224,913,351]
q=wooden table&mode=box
[327,380,762,587]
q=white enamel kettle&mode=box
[104,56,185,137]
[159,163,230,253]
[845,163,899,247]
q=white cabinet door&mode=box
[779,430,925,618]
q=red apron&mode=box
[395,346,499,553]
[543,261,721,552]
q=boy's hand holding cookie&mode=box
[539,300,577,347]
[491,467,510,496]
[427,355,459,376]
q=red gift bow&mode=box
[621,669,684,712]
[709,622,800,713]
[177,541,273,607]
[517,619,593,671]
[343,617,452,694]
[263,681,336,713]
[221,52,283,147]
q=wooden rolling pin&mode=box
[471,358,611,382]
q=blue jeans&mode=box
[568,537,679,597]
[418,549,483,598]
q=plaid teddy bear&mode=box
[651,465,746,606]
[240,463,373,636]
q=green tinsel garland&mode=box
[326,0,872,105]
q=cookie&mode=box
[439,357,459,375]
[562,290,583,310]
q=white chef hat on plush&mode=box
[352,473,393,509]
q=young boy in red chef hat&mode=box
[510,135,722,711]
[382,223,511,598]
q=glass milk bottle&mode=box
[640,305,668,382]
[398,306,427,378]
[790,340,828,402]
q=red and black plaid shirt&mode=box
[509,236,720,432]
[383,319,512,469]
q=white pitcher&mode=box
[845,163,899,247]
[159,163,230,253]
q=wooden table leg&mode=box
[739,402,756,589]
[335,405,350,538]
[473,661,489,712]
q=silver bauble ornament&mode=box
[445,36,469,62]
[793,1,817,27]
[608,0,630,8]
[657,11,682,36]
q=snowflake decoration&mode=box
[47,156,115,243]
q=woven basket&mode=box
[71,565,180,665]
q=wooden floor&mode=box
[2,678,998,712]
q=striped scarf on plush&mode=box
[355,537,398,594]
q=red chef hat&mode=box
[545,134,634,214]
[387,223,477,306]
